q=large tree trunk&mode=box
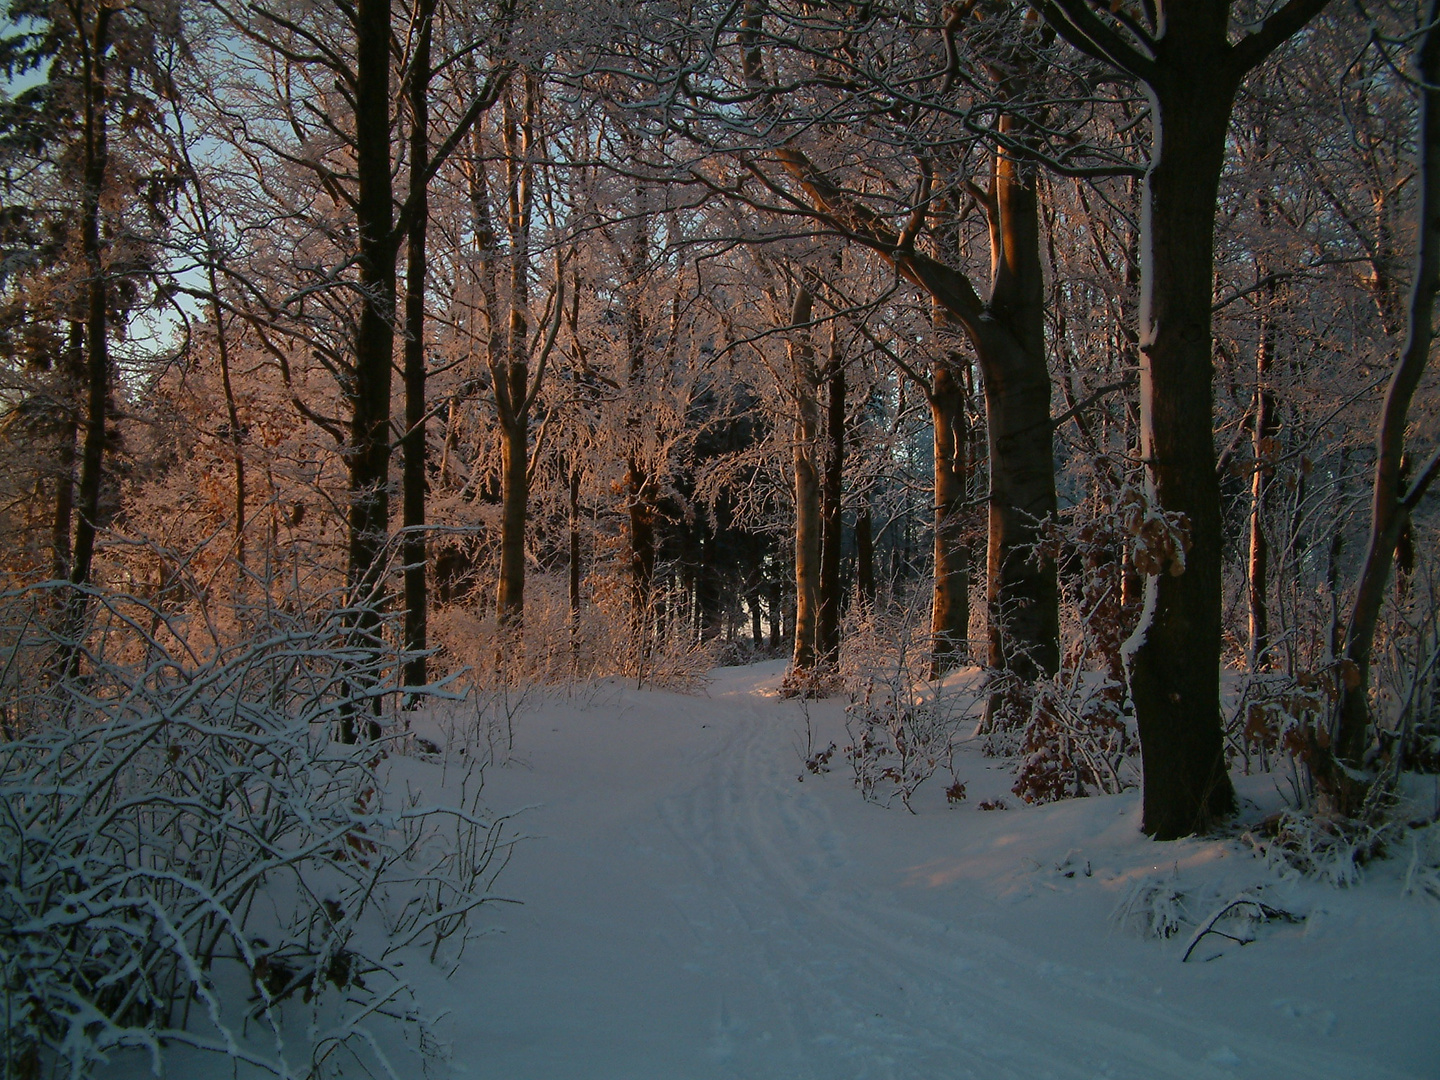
[1126,63,1240,838]
[776,141,1056,690]
[60,5,115,676]
[1042,0,1329,845]
[789,284,821,673]
[977,131,1059,687]
[496,410,527,625]
[492,79,537,634]
[623,175,658,642]
[930,356,969,677]
[401,0,434,694]
[341,0,396,743]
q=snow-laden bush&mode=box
[1012,669,1137,804]
[0,587,510,1079]
[839,599,975,811]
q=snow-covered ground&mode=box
[385,660,1438,1080]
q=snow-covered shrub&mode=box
[0,586,509,1079]
[1243,810,1392,889]
[1225,667,1343,797]
[1012,670,1136,804]
[839,599,974,812]
[844,678,965,812]
[996,482,1144,794]
[1401,821,1440,902]
[1112,870,1191,940]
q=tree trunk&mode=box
[69,6,112,598]
[341,0,396,743]
[818,346,845,665]
[496,410,527,625]
[1042,0,1329,843]
[855,503,874,606]
[51,320,82,581]
[930,356,969,677]
[401,0,434,695]
[492,78,537,635]
[790,284,821,673]
[1126,65,1240,837]
[977,130,1059,686]
[60,6,115,675]
[769,573,783,649]
[1247,286,1277,672]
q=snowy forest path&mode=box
[434,663,1432,1080]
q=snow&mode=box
[118,660,1440,1079]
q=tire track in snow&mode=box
[651,683,1413,1080]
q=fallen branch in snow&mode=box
[1181,895,1303,963]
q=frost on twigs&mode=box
[1012,673,1137,804]
[837,598,973,812]
[1112,869,1191,940]
[1241,809,1392,889]
[1010,492,1142,804]
[0,586,511,1080]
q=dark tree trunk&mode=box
[496,408,527,625]
[492,79,538,634]
[60,6,115,676]
[69,6,112,598]
[341,0,397,743]
[401,0,434,695]
[1043,0,1329,843]
[569,464,581,623]
[769,573,783,649]
[1125,58,1241,838]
